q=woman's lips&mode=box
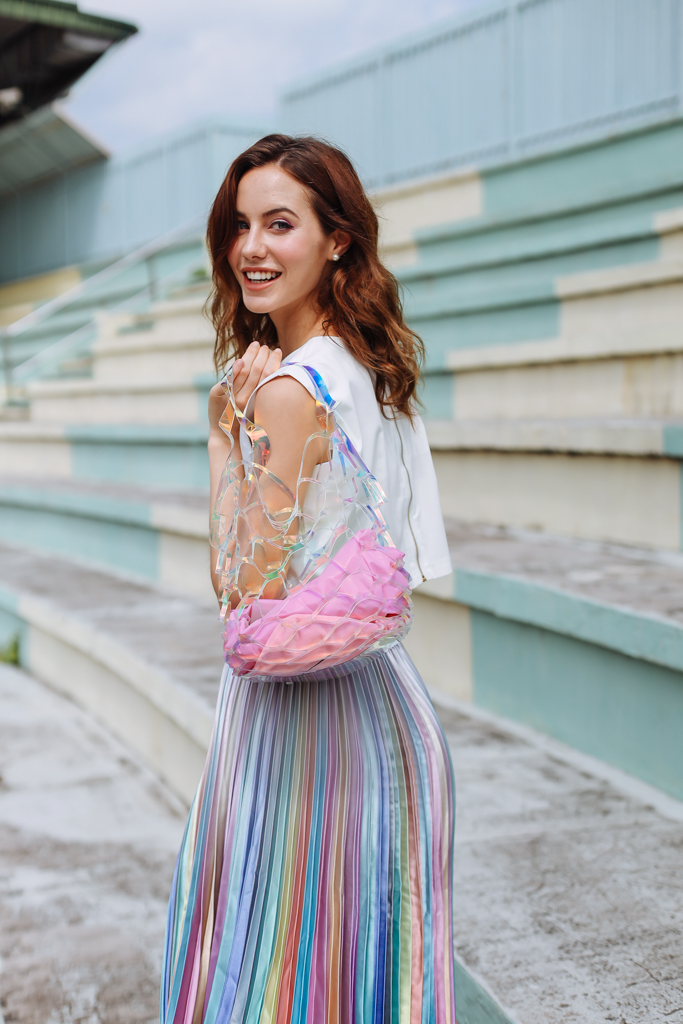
[242,271,282,291]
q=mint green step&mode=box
[410,520,683,802]
[0,478,211,601]
[69,424,210,486]
[0,423,210,488]
[393,118,683,370]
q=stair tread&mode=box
[0,541,222,710]
[441,701,683,1022]
[0,476,209,509]
[445,519,683,627]
[427,415,683,454]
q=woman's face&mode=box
[228,164,341,319]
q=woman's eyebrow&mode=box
[263,207,298,218]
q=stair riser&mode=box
[0,440,73,478]
[0,501,214,603]
[0,599,209,804]
[30,389,205,425]
[93,347,215,386]
[407,591,683,801]
[454,352,683,420]
[433,450,682,550]
[98,312,212,346]
[0,437,209,488]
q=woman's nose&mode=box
[242,228,266,260]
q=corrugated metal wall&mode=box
[0,120,265,283]
[282,0,683,187]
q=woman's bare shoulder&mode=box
[253,373,318,438]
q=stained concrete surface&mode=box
[2,661,683,1023]
[445,519,683,625]
[0,543,224,707]
[0,663,184,1024]
[442,704,683,1024]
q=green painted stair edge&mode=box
[454,958,520,1024]
[453,569,683,676]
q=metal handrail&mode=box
[2,215,205,341]
[0,215,206,400]
[10,252,209,386]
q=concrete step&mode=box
[0,541,681,1023]
[25,375,216,424]
[0,663,182,1024]
[0,421,210,488]
[431,253,683,422]
[407,519,683,800]
[0,542,222,803]
[0,477,213,601]
[92,292,215,386]
[425,417,683,550]
[91,332,215,386]
[0,466,681,801]
[97,292,212,345]
[389,151,683,423]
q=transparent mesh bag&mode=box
[210,365,412,677]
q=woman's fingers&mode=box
[232,344,284,412]
[235,344,271,407]
[232,342,258,391]
[264,348,282,378]
[208,381,229,431]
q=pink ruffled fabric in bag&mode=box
[223,528,411,676]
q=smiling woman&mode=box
[160,134,456,1024]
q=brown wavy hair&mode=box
[207,134,424,419]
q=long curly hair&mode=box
[206,134,424,419]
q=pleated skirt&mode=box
[161,643,456,1024]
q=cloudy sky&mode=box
[65,0,484,152]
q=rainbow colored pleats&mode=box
[161,643,456,1024]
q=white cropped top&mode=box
[242,335,452,587]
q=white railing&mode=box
[282,0,682,187]
[0,217,207,400]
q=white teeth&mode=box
[246,271,279,281]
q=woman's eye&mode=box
[271,219,292,231]
[237,220,249,231]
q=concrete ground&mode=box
[0,663,184,1024]
[1,661,682,1023]
[441,703,683,1024]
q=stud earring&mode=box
[332,254,340,261]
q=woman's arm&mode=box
[208,343,326,603]
[208,343,283,597]
[222,375,325,603]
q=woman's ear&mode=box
[330,230,352,260]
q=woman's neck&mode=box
[269,302,332,359]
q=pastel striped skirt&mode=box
[161,643,456,1024]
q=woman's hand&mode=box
[208,342,282,439]
[233,342,282,414]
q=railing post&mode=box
[0,327,13,406]
[146,254,158,301]
[507,0,518,159]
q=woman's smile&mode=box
[241,268,282,291]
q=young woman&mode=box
[161,134,456,1024]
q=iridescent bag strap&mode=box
[295,364,374,470]
[229,359,379,492]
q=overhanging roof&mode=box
[0,1,137,128]
[0,102,106,197]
